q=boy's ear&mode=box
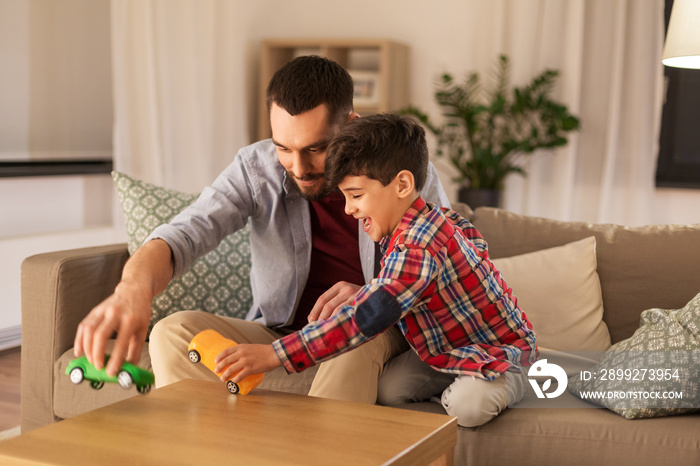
[346,111,361,123]
[395,170,416,199]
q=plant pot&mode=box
[457,187,501,209]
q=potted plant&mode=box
[402,55,580,208]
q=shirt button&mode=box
[296,361,305,369]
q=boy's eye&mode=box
[352,194,362,199]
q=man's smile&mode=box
[293,173,323,187]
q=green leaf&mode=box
[397,54,580,189]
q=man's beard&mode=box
[287,171,329,201]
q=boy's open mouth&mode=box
[361,217,372,232]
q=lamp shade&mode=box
[663,0,700,68]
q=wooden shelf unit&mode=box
[257,39,409,140]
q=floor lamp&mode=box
[663,0,700,69]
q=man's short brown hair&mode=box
[326,113,429,191]
[266,55,354,126]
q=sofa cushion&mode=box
[471,207,700,344]
[491,237,611,352]
[567,292,700,419]
[112,172,253,329]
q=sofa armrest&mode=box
[20,243,129,432]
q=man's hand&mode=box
[73,280,152,376]
[214,344,281,383]
[307,281,361,323]
[73,239,173,377]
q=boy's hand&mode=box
[308,281,361,323]
[214,344,281,383]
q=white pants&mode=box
[377,349,528,427]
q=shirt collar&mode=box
[379,196,427,253]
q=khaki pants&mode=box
[149,310,408,404]
[377,348,528,427]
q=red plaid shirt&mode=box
[273,197,537,380]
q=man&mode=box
[74,55,450,403]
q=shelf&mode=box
[258,39,409,140]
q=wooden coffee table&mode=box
[0,379,457,465]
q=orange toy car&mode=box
[187,329,265,395]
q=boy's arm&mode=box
[272,245,437,373]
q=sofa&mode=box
[21,198,700,465]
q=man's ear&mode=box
[395,170,416,199]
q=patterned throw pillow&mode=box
[567,292,700,419]
[112,171,253,330]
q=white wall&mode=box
[654,188,700,225]
[0,0,112,160]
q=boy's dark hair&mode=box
[266,55,354,126]
[326,113,429,191]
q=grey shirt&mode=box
[147,139,450,328]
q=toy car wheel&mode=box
[90,381,105,390]
[117,371,133,389]
[226,381,239,394]
[137,384,152,395]
[69,367,84,385]
[188,350,201,363]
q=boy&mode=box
[216,114,537,427]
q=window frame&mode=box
[656,0,700,189]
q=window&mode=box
[656,0,700,189]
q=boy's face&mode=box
[271,103,357,201]
[338,174,411,243]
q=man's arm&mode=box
[73,239,174,376]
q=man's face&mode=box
[270,103,340,201]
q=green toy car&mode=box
[66,355,155,394]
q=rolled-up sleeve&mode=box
[145,154,254,278]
